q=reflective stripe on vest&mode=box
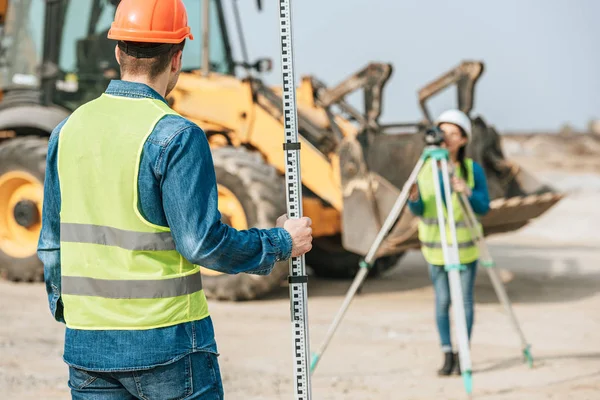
[57,94,209,330]
[61,223,176,251]
[419,218,468,228]
[416,158,481,266]
[420,240,476,249]
[62,274,203,299]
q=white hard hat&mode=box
[435,109,472,143]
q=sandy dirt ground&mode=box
[2,143,600,399]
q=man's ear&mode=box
[115,45,121,66]
[171,50,183,72]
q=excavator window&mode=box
[54,0,119,109]
[181,0,233,74]
[54,0,234,109]
[60,0,234,76]
[0,0,45,90]
[60,0,115,76]
[0,0,235,110]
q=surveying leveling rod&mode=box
[457,192,534,368]
[278,0,312,398]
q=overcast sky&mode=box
[222,0,599,132]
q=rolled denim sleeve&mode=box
[37,120,66,323]
[157,126,292,275]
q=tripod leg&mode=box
[310,156,427,374]
[363,156,427,264]
[309,265,368,373]
[457,194,533,368]
[433,159,473,396]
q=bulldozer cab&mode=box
[0,0,238,111]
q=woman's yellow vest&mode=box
[417,158,481,267]
[57,94,209,330]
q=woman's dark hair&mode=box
[457,128,468,179]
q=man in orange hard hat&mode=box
[38,0,313,398]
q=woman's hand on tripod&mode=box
[409,183,420,201]
[451,176,472,196]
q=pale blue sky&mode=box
[221,0,599,132]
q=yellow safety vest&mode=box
[57,93,209,330]
[417,158,481,266]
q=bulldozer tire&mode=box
[305,235,403,279]
[0,137,48,282]
[202,146,289,301]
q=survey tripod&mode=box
[309,128,533,397]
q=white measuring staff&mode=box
[277,0,312,398]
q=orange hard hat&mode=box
[107,0,194,44]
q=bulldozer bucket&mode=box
[331,60,563,259]
[340,117,563,258]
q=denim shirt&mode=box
[37,80,293,371]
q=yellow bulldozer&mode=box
[0,0,562,300]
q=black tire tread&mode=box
[0,136,48,282]
[202,146,289,301]
[305,234,403,279]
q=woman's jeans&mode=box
[68,351,224,399]
[428,260,478,353]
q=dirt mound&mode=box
[501,134,600,174]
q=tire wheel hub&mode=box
[13,200,40,228]
[0,170,43,258]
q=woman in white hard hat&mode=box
[408,109,491,376]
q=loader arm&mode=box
[310,77,365,137]
[316,62,393,132]
[252,79,339,155]
[418,60,484,122]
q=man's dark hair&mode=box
[117,41,186,79]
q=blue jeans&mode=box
[68,351,223,399]
[428,260,478,352]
